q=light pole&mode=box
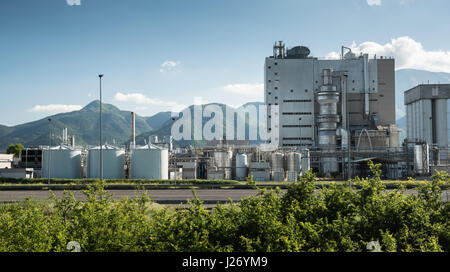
[99,74,104,182]
[298,117,302,148]
[48,118,52,185]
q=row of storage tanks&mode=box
[41,144,168,179]
[232,150,310,181]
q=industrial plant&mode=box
[1,42,449,181]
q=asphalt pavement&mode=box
[0,189,449,205]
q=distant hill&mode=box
[0,100,169,149]
[144,111,173,130]
[135,102,265,147]
[395,69,450,120]
[0,101,265,149]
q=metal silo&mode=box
[271,152,284,171]
[286,152,302,181]
[213,151,232,179]
[287,152,302,172]
[301,148,310,174]
[235,153,248,180]
[130,144,168,179]
[42,146,82,179]
[87,145,125,179]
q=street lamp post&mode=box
[48,118,51,185]
[299,117,302,148]
[99,74,104,182]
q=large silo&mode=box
[213,150,233,179]
[235,153,248,180]
[300,148,310,174]
[87,145,125,179]
[271,152,284,171]
[42,146,82,179]
[130,144,168,179]
[287,152,302,173]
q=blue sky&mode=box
[1,0,450,125]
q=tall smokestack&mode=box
[131,112,136,149]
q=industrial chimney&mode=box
[131,112,136,149]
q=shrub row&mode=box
[0,161,448,252]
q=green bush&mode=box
[0,161,448,252]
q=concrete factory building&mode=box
[405,84,450,164]
[265,42,399,174]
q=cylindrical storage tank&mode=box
[130,145,168,179]
[235,153,248,180]
[271,152,284,171]
[42,146,81,179]
[414,144,423,174]
[301,148,310,174]
[271,171,284,181]
[287,152,302,172]
[214,151,232,168]
[87,145,125,179]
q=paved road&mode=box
[0,189,449,204]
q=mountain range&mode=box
[0,100,264,149]
[0,101,170,149]
[1,69,449,149]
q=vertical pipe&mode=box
[131,112,136,149]
[364,54,370,117]
[48,118,51,185]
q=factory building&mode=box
[0,154,14,169]
[405,84,450,172]
[265,42,399,175]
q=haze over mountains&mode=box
[1,69,450,149]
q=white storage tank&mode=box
[271,152,284,171]
[271,171,284,181]
[235,153,248,180]
[213,150,233,180]
[214,151,232,168]
[42,146,82,179]
[287,152,302,172]
[130,144,168,179]
[301,148,310,174]
[87,145,125,179]
[286,171,298,182]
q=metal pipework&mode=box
[317,69,340,148]
[363,53,370,117]
[316,68,340,175]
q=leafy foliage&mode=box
[6,143,24,158]
[0,161,448,252]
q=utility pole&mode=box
[99,74,104,182]
[48,118,52,185]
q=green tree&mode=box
[6,143,24,158]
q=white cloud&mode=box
[30,104,82,114]
[193,96,209,105]
[366,0,381,6]
[134,106,148,111]
[114,92,186,112]
[326,36,450,73]
[160,61,180,73]
[66,0,81,6]
[325,51,341,60]
[220,83,264,97]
